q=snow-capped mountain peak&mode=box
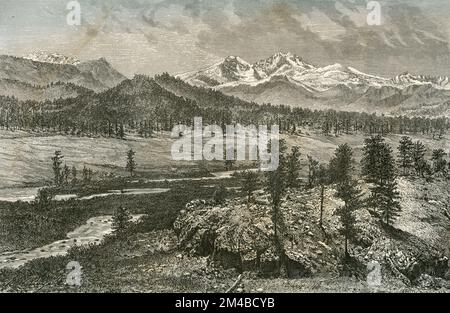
[24,51,81,65]
[176,51,450,117]
[391,72,450,89]
[178,55,255,87]
[179,52,317,86]
[253,52,315,79]
[179,51,450,92]
[221,55,252,75]
[223,55,250,66]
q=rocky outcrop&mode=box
[174,191,343,277]
[174,183,449,286]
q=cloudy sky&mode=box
[1,0,450,78]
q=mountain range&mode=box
[179,52,450,117]
[0,51,448,117]
[0,53,126,101]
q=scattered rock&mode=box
[416,274,450,290]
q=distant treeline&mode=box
[0,73,447,138]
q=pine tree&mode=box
[329,144,362,259]
[118,123,125,139]
[307,155,319,188]
[82,166,90,185]
[286,146,301,188]
[377,176,401,226]
[432,149,448,176]
[368,141,402,226]
[241,170,259,208]
[126,149,137,177]
[361,135,384,184]
[34,188,53,211]
[88,168,93,182]
[412,141,427,177]
[397,136,414,176]
[51,151,63,186]
[71,166,77,185]
[336,179,363,258]
[63,164,70,185]
[265,139,288,274]
[329,143,353,185]
[316,164,330,228]
[112,206,132,237]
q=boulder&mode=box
[174,195,341,277]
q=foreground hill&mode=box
[175,177,449,288]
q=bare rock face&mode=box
[174,198,276,274]
[174,192,342,277]
[174,186,449,285]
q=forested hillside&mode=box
[0,74,447,139]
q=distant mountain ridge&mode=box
[0,52,448,117]
[180,52,450,91]
[24,51,81,66]
[0,79,93,102]
[179,52,450,117]
[0,53,126,100]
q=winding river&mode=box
[0,215,144,269]
[0,187,170,203]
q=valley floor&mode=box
[0,129,447,189]
[0,130,448,293]
[0,176,448,293]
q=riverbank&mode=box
[0,214,144,269]
[0,180,222,254]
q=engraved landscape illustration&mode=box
[0,0,449,293]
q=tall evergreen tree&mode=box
[329,144,353,185]
[112,206,132,237]
[336,179,363,258]
[63,164,70,185]
[432,149,448,176]
[365,139,402,226]
[307,155,319,188]
[412,141,427,177]
[118,123,125,139]
[71,166,78,185]
[51,151,63,186]
[34,188,54,211]
[82,166,91,185]
[126,149,137,177]
[329,144,362,259]
[316,164,330,228]
[265,139,288,274]
[286,146,301,188]
[397,136,414,176]
[361,135,384,184]
[241,170,259,208]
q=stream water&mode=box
[0,188,170,203]
[0,214,144,269]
